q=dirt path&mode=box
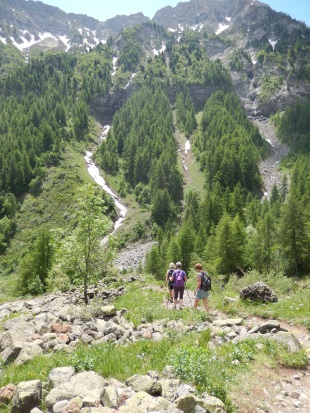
[161,288,310,413]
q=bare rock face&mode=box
[240,281,278,303]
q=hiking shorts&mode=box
[174,286,185,299]
[196,289,209,299]
[168,281,174,290]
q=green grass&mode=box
[211,271,310,328]
[113,274,206,326]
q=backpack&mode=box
[167,269,174,286]
[174,270,186,287]
[200,271,211,291]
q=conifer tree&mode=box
[279,196,310,276]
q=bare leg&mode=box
[179,299,183,309]
[202,297,209,312]
[193,298,200,309]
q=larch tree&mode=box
[54,185,115,304]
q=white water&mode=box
[84,135,127,232]
[185,140,191,154]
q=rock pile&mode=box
[0,288,309,413]
[240,281,278,303]
[7,368,227,413]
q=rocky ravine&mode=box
[255,118,290,198]
[0,281,309,413]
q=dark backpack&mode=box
[174,269,186,287]
[167,269,174,286]
[200,271,211,291]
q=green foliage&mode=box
[194,90,266,193]
[274,98,310,151]
[118,27,144,72]
[18,227,53,295]
[145,245,163,280]
[175,90,197,137]
[99,85,183,229]
[71,353,95,372]
[50,184,115,304]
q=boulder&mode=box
[248,320,282,334]
[240,282,278,303]
[125,374,162,395]
[11,380,42,413]
[45,371,107,411]
[14,344,43,366]
[272,331,302,353]
[117,391,178,413]
[48,366,76,388]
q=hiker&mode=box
[171,261,188,310]
[193,262,211,313]
[165,262,175,303]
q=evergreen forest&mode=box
[0,17,309,299]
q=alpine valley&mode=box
[0,1,310,413]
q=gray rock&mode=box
[158,379,180,401]
[1,342,23,364]
[45,371,107,411]
[101,386,118,409]
[248,320,281,334]
[272,331,301,353]
[118,391,176,413]
[240,281,278,303]
[212,318,243,327]
[0,331,29,351]
[48,366,75,388]
[53,399,69,413]
[175,394,204,413]
[14,344,43,366]
[125,374,162,395]
[11,380,42,413]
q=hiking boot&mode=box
[170,298,173,303]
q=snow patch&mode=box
[124,73,136,89]
[168,28,176,32]
[185,140,191,154]
[0,37,7,44]
[216,23,230,35]
[59,35,71,51]
[268,39,277,50]
[153,43,166,56]
[189,24,204,32]
[225,17,231,22]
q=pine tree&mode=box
[279,196,310,277]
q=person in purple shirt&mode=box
[171,261,188,310]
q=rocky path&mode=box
[161,283,310,413]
